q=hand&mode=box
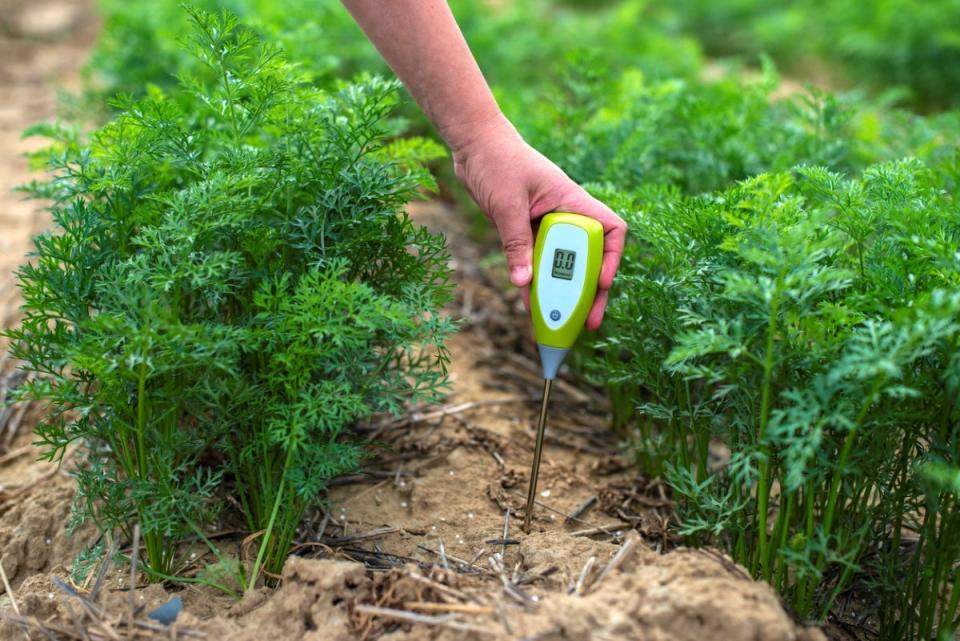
[448,114,627,331]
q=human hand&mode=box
[447,114,627,331]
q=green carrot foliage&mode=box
[587,158,960,637]
[5,8,454,584]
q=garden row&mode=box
[7,1,960,639]
[641,0,960,111]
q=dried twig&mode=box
[565,495,597,525]
[488,556,533,606]
[89,538,122,603]
[322,527,398,546]
[402,602,493,615]
[353,604,494,635]
[315,511,330,541]
[495,600,513,635]
[437,540,450,572]
[2,403,30,450]
[0,444,32,466]
[510,490,626,536]
[500,510,510,559]
[415,545,486,575]
[406,570,472,603]
[0,558,21,615]
[572,556,596,596]
[484,539,519,547]
[589,532,640,593]
[360,398,527,433]
[568,523,630,538]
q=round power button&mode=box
[549,310,561,321]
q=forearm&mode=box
[340,0,507,152]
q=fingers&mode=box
[494,207,535,287]
[559,191,626,331]
[585,288,609,331]
[570,189,627,289]
[576,196,627,291]
[599,223,627,291]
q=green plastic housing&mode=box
[530,212,604,349]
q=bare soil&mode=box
[0,4,827,640]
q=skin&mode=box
[340,0,627,330]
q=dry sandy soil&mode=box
[0,3,829,639]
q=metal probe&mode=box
[523,378,552,532]
[524,212,603,533]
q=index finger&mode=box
[563,192,628,291]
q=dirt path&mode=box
[0,7,824,639]
[0,0,97,338]
[0,0,100,611]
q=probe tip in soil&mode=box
[522,378,553,533]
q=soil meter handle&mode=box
[530,213,604,379]
[524,213,603,532]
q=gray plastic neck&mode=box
[537,344,570,380]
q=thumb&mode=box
[494,209,534,287]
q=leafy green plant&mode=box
[86,0,382,104]
[650,0,960,110]
[85,0,704,124]
[514,65,855,194]
[509,59,960,198]
[587,157,960,637]
[6,8,453,585]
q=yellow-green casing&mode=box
[531,213,604,349]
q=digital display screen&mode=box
[551,248,576,280]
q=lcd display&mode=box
[551,248,576,280]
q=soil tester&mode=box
[523,212,604,532]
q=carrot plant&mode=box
[650,0,960,110]
[6,9,453,585]
[510,60,959,198]
[86,0,382,104]
[588,157,960,637]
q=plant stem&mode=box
[755,283,782,578]
[247,444,295,592]
[773,489,795,591]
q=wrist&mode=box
[441,110,519,161]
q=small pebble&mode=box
[540,489,551,498]
[47,593,54,600]
[339,514,347,521]
[467,512,475,519]
[45,538,52,545]
[448,470,455,476]
[400,501,408,508]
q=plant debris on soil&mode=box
[0,3,830,640]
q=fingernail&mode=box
[510,265,531,286]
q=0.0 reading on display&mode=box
[551,248,576,280]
